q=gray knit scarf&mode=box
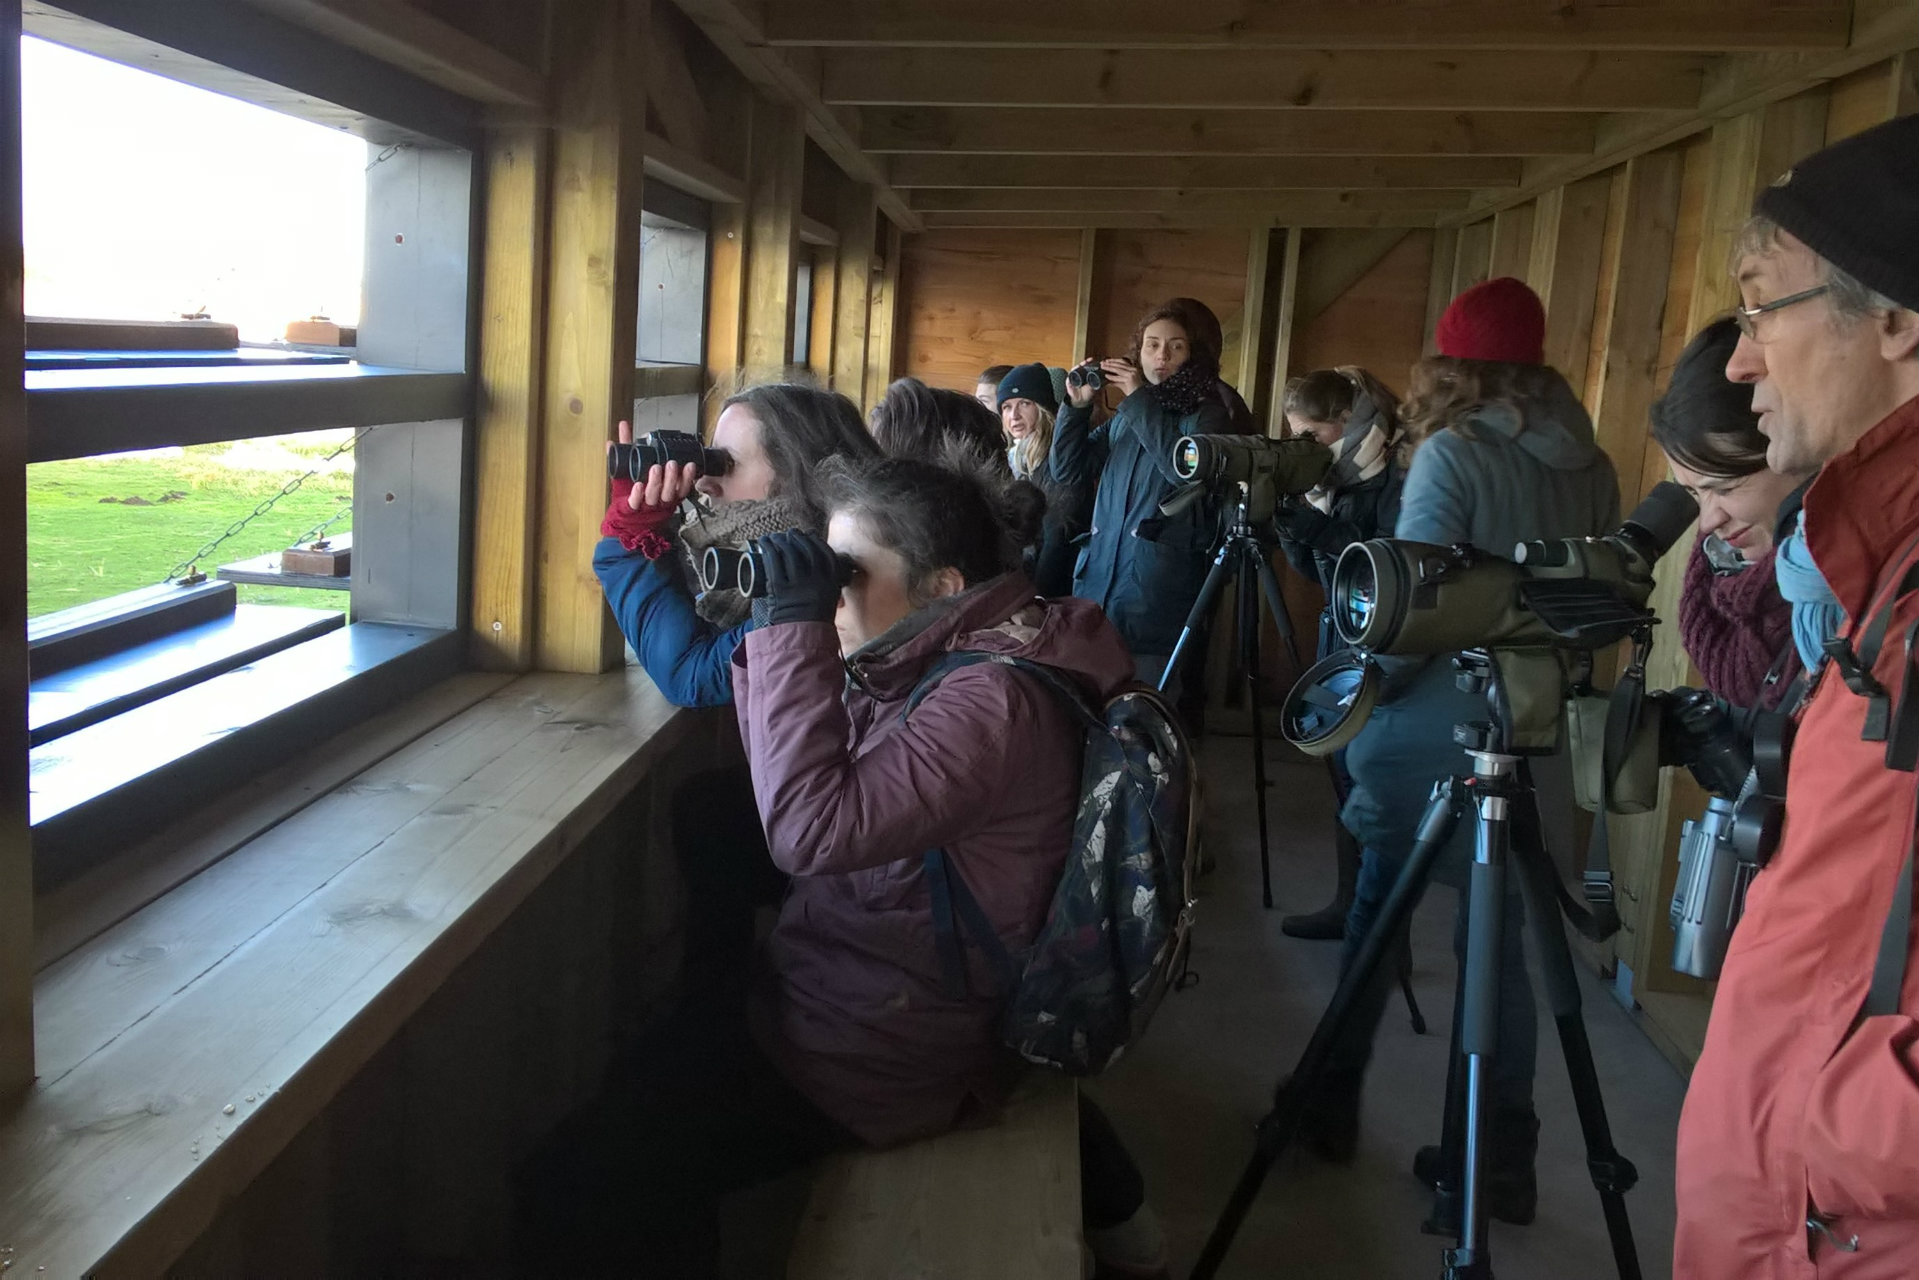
[676,494,810,629]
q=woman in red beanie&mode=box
[1300,277,1622,1227]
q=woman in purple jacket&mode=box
[517,455,1167,1278]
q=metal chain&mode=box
[165,427,372,584]
[291,501,354,550]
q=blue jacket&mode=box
[593,537,749,707]
[1049,387,1232,656]
[1340,372,1621,868]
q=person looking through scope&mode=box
[1274,366,1408,941]
[1653,318,1817,709]
[1052,297,1236,692]
[1673,114,1919,1280]
[1305,278,1621,1227]
[515,451,1168,1276]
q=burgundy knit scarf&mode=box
[1676,537,1799,710]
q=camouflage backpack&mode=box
[906,652,1199,1075]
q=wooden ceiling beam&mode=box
[665,0,921,231]
[886,154,1526,190]
[821,49,1707,113]
[1449,0,1919,222]
[763,0,1851,53]
[919,210,1442,230]
[863,108,1600,156]
[906,188,1473,214]
[235,0,543,108]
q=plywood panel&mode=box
[895,229,1082,391]
[1087,229,1249,377]
[1290,230,1436,401]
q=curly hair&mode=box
[1397,356,1566,462]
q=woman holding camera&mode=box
[1052,297,1235,687]
[593,382,879,709]
[521,454,1164,1278]
[1273,366,1407,941]
[1652,318,1828,707]
[1308,280,1621,1226]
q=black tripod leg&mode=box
[1400,943,1428,1035]
[1190,785,1462,1280]
[1239,548,1277,910]
[1159,540,1235,695]
[1250,544,1305,674]
[1511,819,1643,1280]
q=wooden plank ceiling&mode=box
[665,0,1915,231]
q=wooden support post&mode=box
[1,0,32,1102]
[829,183,877,398]
[1527,174,1613,398]
[1897,51,1919,119]
[863,219,903,413]
[1264,227,1301,436]
[1422,226,1460,355]
[1487,201,1536,281]
[1071,229,1098,362]
[704,200,747,434]
[742,97,805,375]
[1236,228,1270,404]
[534,0,647,675]
[469,128,549,673]
[807,243,839,384]
[1451,219,1494,298]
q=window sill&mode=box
[1,665,702,1277]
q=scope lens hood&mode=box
[1281,651,1383,757]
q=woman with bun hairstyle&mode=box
[520,453,1165,1278]
[1052,298,1236,687]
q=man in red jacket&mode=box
[1674,114,1919,1279]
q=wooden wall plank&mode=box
[1236,230,1271,401]
[1071,229,1099,363]
[1290,230,1435,399]
[1450,219,1494,298]
[534,0,647,675]
[807,243,839,383]
[469,127,549,674]
[1087,229,1248,372]
[1487,201,1537,281]
[1,0,31,1102]
[863,220,903,411]
[895,229,1081,392]
[829,182,878,398]
[1529,174,1613,397]
[741,98,806,374]
[1422,226,1459,355]
[1265,228,1301,435]
[702,200,747,434]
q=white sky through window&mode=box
[21,35,367,343]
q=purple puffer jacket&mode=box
[732,573,1135,1148]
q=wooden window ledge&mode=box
[0,665,699,1277]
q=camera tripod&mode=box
[1190,652,1642,1280]
[1160,486,1426,1023]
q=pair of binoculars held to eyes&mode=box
[698,543,855,599]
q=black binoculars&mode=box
[607,429,732,483]
[699,543,855,599]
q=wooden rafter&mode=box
[884,154,1526,190]
[906,188,1472,215]
[761,0,1851,52]
[919,210,1443,230]
[821,49,1707,112]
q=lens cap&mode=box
[1281,651,1382,757]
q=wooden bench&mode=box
[787,1073,1084,1280]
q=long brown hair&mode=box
[1126,298,1223,374]
[1398,356,1563,462]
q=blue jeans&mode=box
[1329,841,1538,1113]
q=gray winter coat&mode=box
[1340,370,1621,869]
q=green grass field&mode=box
[27,435,355,618]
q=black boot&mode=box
[1412,1106,1539,1226]
[1282,1070,1363,1164]
[1282,825,1360,940]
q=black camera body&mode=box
[607,429,732,483]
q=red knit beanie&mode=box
[1435,277,1547,365]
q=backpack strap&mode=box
[1864,851,1914,1019]
[903,650,1106,732]
[923,847,1019,1001]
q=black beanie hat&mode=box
[1753,113,1919,313]
[996,362,1058,414]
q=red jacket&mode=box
[1675,394,1919,1279]
[732,574,1134,1147]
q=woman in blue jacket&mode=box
[593,382,878,707]
[1051,297,1235,689]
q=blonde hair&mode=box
[1006,403,1056,481]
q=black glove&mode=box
[758,529,844,627]
[1278,501,1333,547]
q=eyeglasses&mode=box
[1733,284,1830,339]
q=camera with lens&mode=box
[699,541,854,599]
[1165,434,1334,526]
[1065,361,1106,392]
[607,429,733,483]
